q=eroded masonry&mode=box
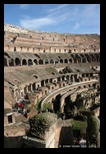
[4,24,100,148]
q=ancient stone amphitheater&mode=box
[4,24,100,148]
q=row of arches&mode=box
[4,54,100,67]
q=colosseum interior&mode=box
[4,24,100,148]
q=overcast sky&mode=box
[4,4,100,34]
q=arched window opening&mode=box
[45,59,49,64]
[69,50,71,53]
[64,59,68,63]
[15,58,21,66]
[14,47,16,51]
[39,59,43,65]
[9,59,14,66]
[34,59,38,65]
[28,59,33,65]
[50,59,54,64]
[22,59,27,65]
[60,59,63,63]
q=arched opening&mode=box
[14,47,16,51]
[4,57,7,66]
[69,59,72,63]
[22,59,27,65]
[74,54,81,63]
[73,58,77,63]
[60,59,63,63]
[32,83,35,90]
[71,54,77,63]
[15,58,21,66]
[39,59,43,65]
[50,59,54,64]
[41,80,45,87]
[85,54,91,63]
[69,50,72,53]
[9,59,14,66]
[34,59,38,65]
[90,54,96,62]
[94,54,100,62]
[28,59,33,65]
[45,59,49,64]
[64,59,68,63]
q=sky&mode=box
[4,4,100,34]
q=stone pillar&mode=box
[30,84,33,91]
[72,76,75,83]
[26,86,28,93]
[20,60,22,66]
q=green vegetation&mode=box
[71,119,87,130]
[28,114,50,138]
[43,103,52,110]
[28,112,56,138]
[86,115,100,148]
[35,101,41,111]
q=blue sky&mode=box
[4,4,100,34]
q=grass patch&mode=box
[43,103,52,110]
[71,119,87,130]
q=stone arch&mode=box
[74,54,81,63]
[83,85,87,88]
[14,47,16,51]
[9,59,14,66]
[22,59,27,65]
[45,59,49,64]
[90,54,96,62]
[85,54,91,63]
[69,59,72,63]
[60,59,63,63]
[71,54,77,63]
[73,57,77,63]
[69,50,72,53]
[15,57,21,66]
[34,59,38,65]
[50,59,54,64]
[64,59,68,63]
[28,59,33,65]
[80,54,86,63]
[39,59,43,65]
[78,86,81,89]
[94,54,100,62]
[4,57,7,66]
